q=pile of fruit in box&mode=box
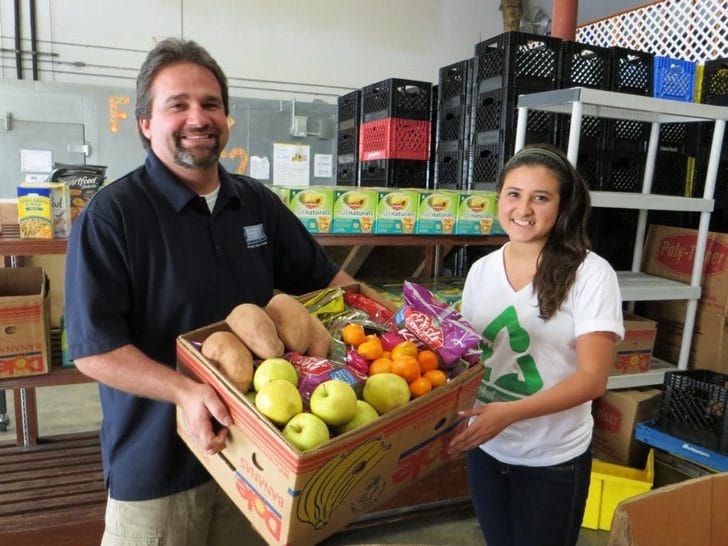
[194,281,482,451]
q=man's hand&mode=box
[178,382,233,455]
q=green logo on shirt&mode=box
[477,305,543,402]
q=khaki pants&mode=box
[101,480,266,546]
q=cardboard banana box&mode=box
[176,313,482,545]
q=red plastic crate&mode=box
[359,118,431,161]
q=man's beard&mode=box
[173,135,222,170]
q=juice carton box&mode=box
[266,185,290,206]
[331,187,378,234]
[416,189,459,235]
[455,190,498,235]
[374,189,420,235]
[288,187,335,233]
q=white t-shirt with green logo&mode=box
[462,244,624,466]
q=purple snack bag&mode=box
[395,281,482,368]
[288,353,366,408]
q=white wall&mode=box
[0,0,504,101]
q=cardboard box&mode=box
[0,267,51,378]
[592,388,662,467]
[607,473,728,545]
[288,187,334,233]
[331,188,378,234]
[415,189,458,235]
[176,322,482,545]
[612,313,657,375]
[374,189,419,235]
[642,224,728,315]
[454,190,497,235]
[583,449,654,531]
[640,300,728,374]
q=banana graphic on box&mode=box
[296,436,390,529]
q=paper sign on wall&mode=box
[273,143,310,186]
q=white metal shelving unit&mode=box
[514,87,728,389]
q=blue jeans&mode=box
[466,447,592,546]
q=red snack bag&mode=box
[343,290,395,327]
[395,281,481,368]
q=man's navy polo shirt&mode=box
[64,151,339,500]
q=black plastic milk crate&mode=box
[438,104,470,143]
[606,119,650,153]
[473,85,556,147]
[653,150,690,196]
[470,142,508,186]
[556,114,608,152]
[657,370,728,455]
[701,57,728,106]
[609,46,654,96]
[435,149,466,189]
[558,41,611,90]
[361,78,432,122]
[598,151,645,192]
[337,90,361,131]
[438,58,473,109]
[336,127,358,163]
[336,162,358,186]
[474,31,561,94]
[359,159,428,188]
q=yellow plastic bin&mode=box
[582,448,654,531]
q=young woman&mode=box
[449,144,624,546]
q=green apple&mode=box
[334,400,380,435]
[255,379,303,426]
[253,357,298,392]
[282,412,331,451]
[244,390,257,406]
[309,380,358,426]
[363,373,410,414]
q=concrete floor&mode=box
[0,384,610,545]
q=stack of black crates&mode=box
[357,78,433,188]
[336,90,361,186]
[696,57,728,232]
[469,32,562,190]
[433,59,473,189]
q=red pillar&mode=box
[551,0,578,41]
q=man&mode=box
[64,37,354,545]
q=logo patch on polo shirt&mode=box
[243,224,267,248]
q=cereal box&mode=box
[21,182,72,238]
[416,190,458,235]
[266,184,290,206]
[374,189,420,235]
[331,188,378,234]
[17,186,53,239]
[288,187,334,233]
[455,191,498,235]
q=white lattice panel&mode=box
[577,0,728,62]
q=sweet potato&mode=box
[226,303,285,359]
[307,314,332,358]
[201,331,254,393]
[264,293,313,353]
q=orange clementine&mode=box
[416,349,440,373]
[381,350,391,359]
[423,369,447,387]
[391,355,420,383]
[368,357,393,375]
[409,376,432,398]
[390,340,419,360]
[342,323,367,347]
[357,339,383,361]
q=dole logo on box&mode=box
[657,234,728,276]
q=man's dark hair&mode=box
[135,38,229,149]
